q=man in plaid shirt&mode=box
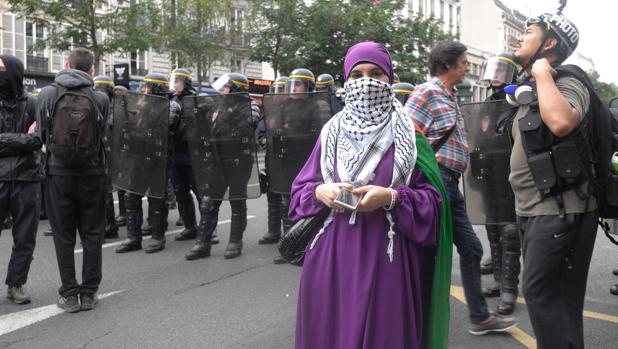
[404,41,517,335]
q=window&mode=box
[230,8,245,46]
[440,1,444,21]
[449,4,453,33]
[230,58,243,73]
[130,50,147,76]
[2,14,14,55]
[431,0,435,16]
[418,0,423,14]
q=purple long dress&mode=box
[289,139,442,349]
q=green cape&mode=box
[415,131,454,349]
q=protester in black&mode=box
[0,54,42,305]
[35,48,109,313]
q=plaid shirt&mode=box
[404,77,469,173]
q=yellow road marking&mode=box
[515,296,618,324]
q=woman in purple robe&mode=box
[289,42,446,349]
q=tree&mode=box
[249,0,453,84]
[8,0,160,73]
[161,0,235,85]
[588,70,618,106]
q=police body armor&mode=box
[462,100,517,224]
[111,90,170,198]
[263,92,332,195]
[182,93,261,200]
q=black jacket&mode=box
[36,69,110,176]
[0,54,43,181]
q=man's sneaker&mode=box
[80,293,99,311]
[57,295,81,313]
[7,285,31,305]
[469,313,518,335]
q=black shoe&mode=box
[116,239,142,253]
[43,229,53,237]
[223,242,242,259]
[185,242,211,260]
[175,227,197,241]
[613,267,618,276]
[497,292,517,315]
[57,295,80,313]
[482,283,501,298]
[273,254,288,264]
[259,232,281,245]
[145,239,165,253]
[168,201,177,210]
[611,284,618,295]
[39,211,48,220]
[211,230,220,245]
[480,256,493,275]
[175,217,184,226]
[80,293,98,311]
[115,215,127,227]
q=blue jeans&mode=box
[440,166,489,323]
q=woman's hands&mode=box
[352,185,394,213]
[315,183,353,209]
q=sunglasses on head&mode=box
[525,15,551,31]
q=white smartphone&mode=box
[334,188,363,211]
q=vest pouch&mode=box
[519,108,554,152]
[527,151,556,196]
[552,141,582,184]
[608,172,618,206]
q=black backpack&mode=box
[47,85,101,165]
[557,65,618,243]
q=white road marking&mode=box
[0,290,124,337]
[74,215,256,254]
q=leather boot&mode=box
[259,192,282,244]
[175,227,197,241]
[480,256,493,275]
[497,224,521,315]
[611,284,618,295]
[224,201,246,259]
[613,266,618,276]
[145,198,167,254]
[116,194,143,253]
[104,192,119,239]
[116,190,127,226]
[174,192,198,241]
[273,195,293,264]
[211,229,219,244]
[186,197,217,261]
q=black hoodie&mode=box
[0,54,42,181]
[36,69,110,176]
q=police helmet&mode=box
[93,75,114,95]
[30,88,42,97]
[526,12,579,62]
[392,73,401,84]
[212,72,250,93]
[392,82,415,104]
[287,68,315,93]
[169,68,194,95]
[139,72,170,95]
[270,76,289,94]
[480,52,518,86]
[315,74,336,93]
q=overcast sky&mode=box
[501,0,616,84]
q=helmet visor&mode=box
[169,71,191,94]
[270,81,287,94]
[480,56,516,86]
[286,78,311,93]
[212,75,232,93]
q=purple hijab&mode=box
[343,42,394,83]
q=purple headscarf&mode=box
[343,42,394,83]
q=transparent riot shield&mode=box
[462,100,518,225]
[111,90,169,198]
[183,93,261,200]
[263,92,332,194]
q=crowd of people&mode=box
[0,7,614,349]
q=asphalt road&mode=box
[0,194,617,348]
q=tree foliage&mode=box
[588,70,618,107]
[249,0,453,84]
[7,0,159,73]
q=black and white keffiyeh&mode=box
[310,78,417,262]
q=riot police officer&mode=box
[185,72,260,260]
[258,76,290,246]
[116,73,181,254]
[316,73,343,114]
[94,75,119,240]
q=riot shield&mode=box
[111,91,169,198]
[183,93,261,200]
[610,97,618,109]
[263,92,332,194]
[462,100,517,225]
